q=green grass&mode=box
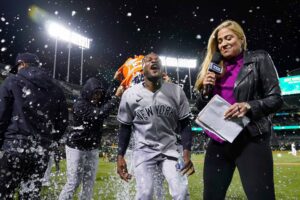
[42,151,300,200]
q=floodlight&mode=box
[178,58,197,69]
[47,22,69,39]
[46,21,91,49]
[159,56,166,66]
[158,55,198,100]
[165,57,178,67]
[159,56,197,69]
[71,32,91,49]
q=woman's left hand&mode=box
[224,102,251,119]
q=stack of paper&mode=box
[195,94,250,143]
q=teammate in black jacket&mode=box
[59,73,124,200]
[0,53,68,199]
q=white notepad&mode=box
[195,94,250,143]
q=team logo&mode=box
[136,97,143,103]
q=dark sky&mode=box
[0,0,299,86]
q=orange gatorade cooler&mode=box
[117,55,144,88]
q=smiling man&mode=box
[116,52,194,200]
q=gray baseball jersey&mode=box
[117,82,190,167]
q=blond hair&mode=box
[195,20,247,91]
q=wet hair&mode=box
[195,20,247,90]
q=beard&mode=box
[147,75,161,82]
[144,70,162,83]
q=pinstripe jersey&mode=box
[117,82,190,167]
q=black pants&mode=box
[203,131,275,200]
[0,148,49,200]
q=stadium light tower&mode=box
[159,55,197,99]
[46,21,91,84]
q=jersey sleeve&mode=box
[178,87,190,120]
[117,90,134,125]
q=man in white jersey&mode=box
[117,52,194,200]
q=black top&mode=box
[0,66,68,149]
[67,78,120,151]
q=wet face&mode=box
[217,27,243,59]
[91,90,103,104]
[16,62,28,71]
[143,53,163,82]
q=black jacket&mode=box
[196,50,283,137]
[67,78,120,151]
[0,67,68,149]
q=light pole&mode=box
[66,43,71,82]
[53,38,58,79]
[188,67,192,100]
[80,47,84,85]
[46,21,91,83]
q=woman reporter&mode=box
[195,20,283,200]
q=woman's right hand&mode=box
[203,71,217,86]
[202,72,216,95]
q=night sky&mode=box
[0,0,299,86]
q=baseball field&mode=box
[42,151,300,199]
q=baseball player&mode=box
[117,52,195,200]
